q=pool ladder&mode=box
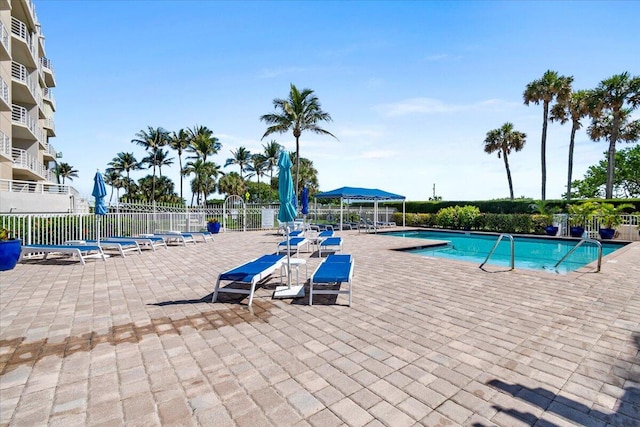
[554,238,603,273]
[479,234,514,270]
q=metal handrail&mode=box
[554,238,603,273]
[479,234,514,270]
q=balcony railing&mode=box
[0,20,9,53]
[43,86,55,105]
[42,117,55,131]
[0,131,10,157]
[46,141,57,158]
[11,61,38,98]
[11,148,53,181]
[0,76,9,105]
[40,57,53,71]
[12,104,37,133]
[11,17,36,60]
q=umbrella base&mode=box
[273,285,305,299]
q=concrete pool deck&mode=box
[1,229,638,426]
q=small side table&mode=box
[280,257,308,285]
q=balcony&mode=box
[0,131,10,160]
[12,147,53,181]
[0,76,9,111]
[42,117,56,137]
[0,20,9,61]
[43,141,57,160]
[11,61,38,106]
[42,87,56,110]
[11,104,40,143]
[11,17,37,68]
[40,57,55,87]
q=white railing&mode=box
[11,104,45,147]
[11,62,38,99]
[40,57,53,72]
[42,117,55,131]
[0,131,10,157]
[0,179,72,195]
[0,76,8,105]
[11,17,36,59]
[45,141,57,158]
[11,148,53,180]
[43,87,55,108]
[0,20,9,53]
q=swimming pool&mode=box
[386,230,627,273]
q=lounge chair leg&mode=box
[212,279,221,303]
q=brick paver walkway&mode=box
[1,229,638,426]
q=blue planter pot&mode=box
[207,222,221,234]
[545,226,558,236]
[0,239,22,271]
[598,228,615,240]
[570,226,584,238]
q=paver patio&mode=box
[1,229,638,426]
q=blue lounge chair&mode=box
[277,237,309,257]
[309,254,354,306]
[109,236,167,251]
[212,254,285,306]
[19,244,107,265]
[64,239,141,257]
[318,237,343,257]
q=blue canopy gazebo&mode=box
[314,186,406,231]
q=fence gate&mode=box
[223,196,245,232]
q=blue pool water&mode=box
[386,230,626,273]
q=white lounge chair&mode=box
[65,240,141,257]
[20,244,107,265]
[109,236,168,251]
[276,237,309,257]
[318,237,343,257]
[212,254,285,306]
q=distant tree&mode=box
[104,168,125,203]
[218,172,246,197]
[245,153,267,183]
[550,89,591,200]
[182,159,221,205]
[570,144,640,199]
[131,126,170,201]
[245,181,278,203]
[587,72,640,199]
[523,70,573,200]
[142,148,174,177]
[261,140,281,186]
[289,152,319,195]
[260,83,337,199]
[54,162,79,184]
[224,146,252,178]
[169,129,191,201]
[483,123,527,200]
[137,175,180,203]
[107,152,141,201]
[187,125,221,162]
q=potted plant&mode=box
[594,202,633,240]
[0,227,22,271]
[567,202,597,238]
[530,201,560,236]
[206,218,221,234]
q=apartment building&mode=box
[0,0,82,212]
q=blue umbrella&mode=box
[278,151,297,289]
[92,170,108,243]
[301,187,309,215]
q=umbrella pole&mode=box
[286,225,291,289]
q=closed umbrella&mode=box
[274,151,304,298]
[301,187,309,215]
[92,170,108,244]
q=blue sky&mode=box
[35,1,639,202]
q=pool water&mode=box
[386,230,626,274]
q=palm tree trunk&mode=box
[178,154,183,202]
[606,114,621,199]
[502,149,514,200]
[541,101,549,201]
[295,136,300,201]
[566,123,577,200]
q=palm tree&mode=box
[483,123,527,200]
[224,146,252,178]
[260,83,337,198]
[550,89,591,200]
[523,70,573,200]
[169,129,191,201]
[187,125,221,162]
[104,168,125,203]
[182,159,222,205]
[54,162,79,184]
[587,72,640,199]
[246,153,267,183]
[131,126,169,201]
[142,148,174,177]
[262,140,281,185]
[218,172,246,198]
[107,152,141,201]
